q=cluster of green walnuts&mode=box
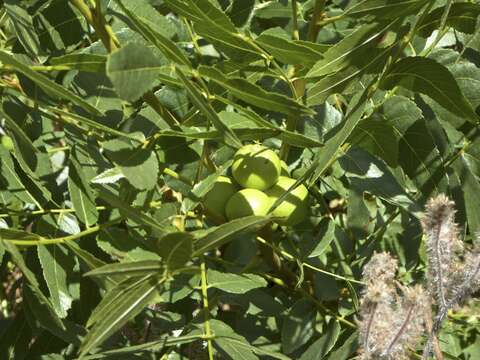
[203,144,309,226]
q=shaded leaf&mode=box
[326,331,358,360]
[200,66,314,116]
[156,232,193,271]
[0,50,101,115]
[307,22,394,78]
[380,57,478,123]
[176,67,242,148]
[4,2,41,57]
[418,2,480,36]
[282,299,317,354]
[350,116,399,167]
[1,241,65,331]
[68,151,99,227]
[80,274,165,356]
[115,0,190,67]
[339,147,421,217]
[96,186,167,236]
[307,46,391,106]
[307,219,336,258]
[300,320,341,360]
[193,215,271,256]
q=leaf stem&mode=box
[2,218,120,246]
[255,236,365,285]
[306,0,326,42]
[200,260,215,360]
[279,0,325,161]
[291,0,300,41]
[163,167,194,186]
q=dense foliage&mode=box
[0,0,479,359]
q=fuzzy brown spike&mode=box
[359,253,426,360]
[382,285,428,360]
[422,194,462,311]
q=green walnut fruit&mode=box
[1,135,14,151]
[203,176,237,220]
[265,176,308,226]
[225,188,270,220]
[231,144,281,190]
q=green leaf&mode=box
[452,157,480,235]
[345,0,429,19]
[229,0,255,27]
[380,57,478,124]
[0,50,102,116]
[184,159,233,212]
[68,151,99,227]
[193,215,271,256]
[0,107,38,166]
[350,116,399,167]
[101,138,159,191]
[1,241,65,331]
[0,228,44,242]
[164,0,261,63]
[306,22,394,78]
[398,118,448,198]
[274,90,368,211]
[381,95,423,135]
[113,0,177,39]
[0,146,42,209]
[50,53,106,72]
[418,2,480,36]
[91,167,124,184]
[79,275,165,357]
[64,241,117,290]
[217,99,323,146]
[281,299,317,354]
[211,319,289,360]
[79,333,204,359]
[96,187,167,236]
[156,232,193,271]
[37,245,74,319]
[176,67,242,148]
[155,127,322,148]
[326,331,358,360]
[115,0,190,67]
[254,1,291,19]
[200,66,314,116]
[300,320,341,360]
[307,219,336,258]
[0,242,4,265]
[307,46,391,106]
[106,42,163,102]
[431,49,480,110]
[42,106,140,142]
[339,147,421,217]
[85,260,163,277]
[207,269,267,293]
[255,33,322,66]
[4,3,41,57]
[166,0,237,32]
